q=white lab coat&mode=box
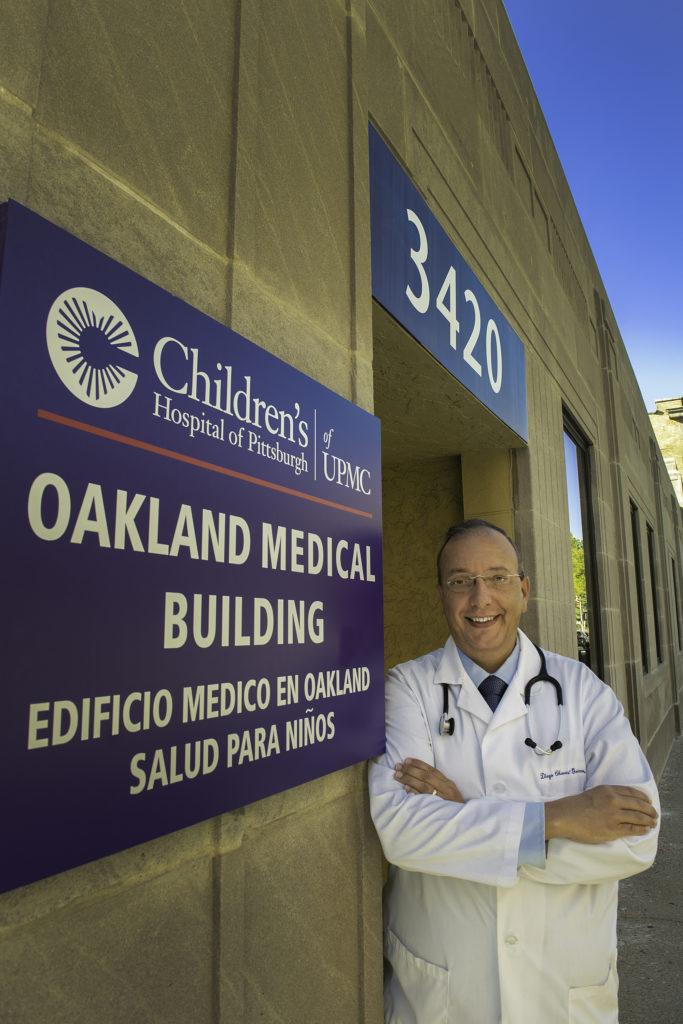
[368,630,659,1024]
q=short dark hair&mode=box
[436,519,524,583]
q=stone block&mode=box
[496,2,535,107]
[405,4,476,160]
[244,763,357,830]
[0,94,33,205]
[231,0,354,355]
[368,0,419,64]
[406,60,480,197]
[353,353,375,414]
[230,259,353,399]
[216,845,246,1023]
[356,779,386,1023]
[461,450,513,524]
[0,817,216,929]
[219,806,246,855]
[241,793,363,1023]
[382,456,459,667]
[367,5,407,161]
[0,855,214,1024]
[218,774,384,1024]
[26,129,230,323]
[347,3,374,371]
[34,0,237,253]
[0,0,49,106]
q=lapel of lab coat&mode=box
[433,636,491,725]
[486,630,540,731]
[433,630,541,730]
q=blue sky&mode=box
[503,0,682,413]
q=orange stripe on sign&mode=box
[36,408,373,520]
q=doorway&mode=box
[372,302,526,671]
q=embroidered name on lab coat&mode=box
[539,767,586,780]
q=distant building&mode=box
[650,398,683,505]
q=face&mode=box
[438,528,530,672]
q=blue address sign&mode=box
[369,124,528,442]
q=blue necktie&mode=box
[479,674,507,712]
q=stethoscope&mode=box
[439,644,564,755]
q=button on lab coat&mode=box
[368,631,659,1024]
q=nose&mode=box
[468,576,493,604]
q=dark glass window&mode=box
[563,416,601,674]
[646,524,663,664]
[672,558,682,652]
[630,501,648,672]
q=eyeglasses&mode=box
[443,572,525,592]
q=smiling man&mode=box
[438,523,530,672]
[369,519,659,1024]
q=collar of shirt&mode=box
[457,640,521,689]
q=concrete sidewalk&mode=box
[617,736,682,1023]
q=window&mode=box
[646,524,663,664]
[672,558,682,652]
[630,502,648,672]
[563,415,601,674]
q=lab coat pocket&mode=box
[384,928,449,1024]
[568,953,618,1024]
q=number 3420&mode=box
[405,208,503,394]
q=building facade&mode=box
[1,1,681,1021]
[650,398,683,505]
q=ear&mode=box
[521,575,531,611]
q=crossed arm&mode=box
[394,758,658,843]
[369,662,660,886]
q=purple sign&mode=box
[0,202,384,893]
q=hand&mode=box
[545,785,658,844]
[394,758,465,803]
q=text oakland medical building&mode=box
[1,1,681,1021]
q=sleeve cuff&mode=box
[518,802,546,869]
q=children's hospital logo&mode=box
[46,287,139,408]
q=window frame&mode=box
[646,522,663,665]
[562,412,603,679]
[671,556,682,652]
[629,500,649,673]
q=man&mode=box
[369,519,659,1024]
